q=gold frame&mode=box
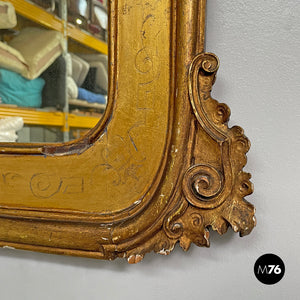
[0,0,255,263]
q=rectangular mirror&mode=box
[0,0,255,263]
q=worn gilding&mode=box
[0,0,255,263]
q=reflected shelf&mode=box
[3,0,108,54]
[0,105,100,130]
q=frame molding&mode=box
[0,0,255,263]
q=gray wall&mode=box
[0,1,299,299]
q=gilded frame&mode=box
[0,0,255,263]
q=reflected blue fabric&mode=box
[78,87,106,104]
[0,68,44,107]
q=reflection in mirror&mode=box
[0,0,108,143]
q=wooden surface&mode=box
[0,0,256,263]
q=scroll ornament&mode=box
[126,53,256,262]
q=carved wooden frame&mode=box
[0,0,255,263]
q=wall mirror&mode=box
[0,0,256,263]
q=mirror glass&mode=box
[0,0,108,143]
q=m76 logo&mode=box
[254,254,285,285]
[257,265,282,275]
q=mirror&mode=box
[0,0,256,263]
[0,0,108,143]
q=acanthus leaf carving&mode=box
[184,52,255,238]
[146,52,256,261]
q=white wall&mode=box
[0,1,299,299]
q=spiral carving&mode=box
[186,51,255,239]
[182,165,223,209]
[163,201,188,239]
[201,53,220,73]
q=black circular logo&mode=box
[254,254,285,285]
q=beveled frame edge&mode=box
[0,0,256,263]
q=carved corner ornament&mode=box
[0,0,255,263]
